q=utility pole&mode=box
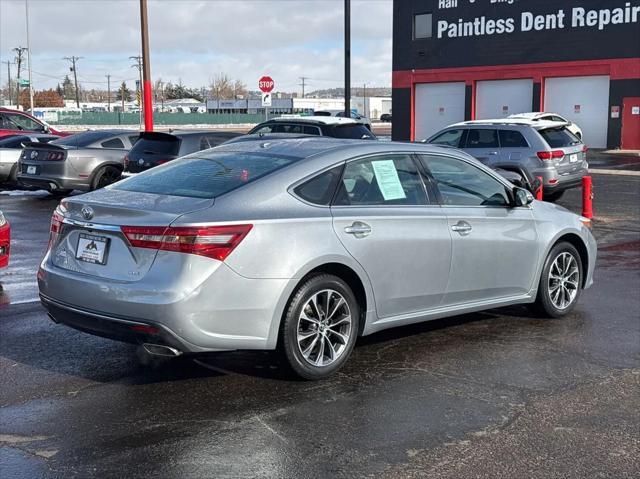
[344,0,351,118]
[299,76,308,98]
[363,83,367,118]
[139,0,154,131]
[13,47,27,107]
[2,61,12,105]
[130,55,143,128]
[106,74,111,111]
[25,0,34,113]
[63,56,82,108]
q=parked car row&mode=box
[0,107,587,204]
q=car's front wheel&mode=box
[281,274,359,380]
[532,242,583,318]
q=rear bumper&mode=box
[535,164,589,192]
[41,294,196,353]
[38,254,292,351]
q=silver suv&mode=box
[426,119,588,201]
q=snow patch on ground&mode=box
[0,189,49,196]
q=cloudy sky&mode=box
[0,0,392,94]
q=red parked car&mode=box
[0,211,9,269]
[0,108,68,139]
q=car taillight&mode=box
[45,151,66,161]
[123,154,129,169]
[47,211,64,251]
[537,150,565,161]
[582,146,588,154]
[156,159,171,165]
[121,224,253,261]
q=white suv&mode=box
[509,112,583,140]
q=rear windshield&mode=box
[113,151,300,199]
[51,131,119,147]
[331,124,376,140]
[538,127,581,148]
[130,136,181,156]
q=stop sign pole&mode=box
[259,76,274,121]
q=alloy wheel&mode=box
[548,252,580,310]
[296,289,352,367]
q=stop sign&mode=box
[258,76,275,93]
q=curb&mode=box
[589,169,640,177]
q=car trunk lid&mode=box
[49,188,213,281]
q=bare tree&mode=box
[233,79,247,99]
[209,73,233,100]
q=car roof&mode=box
[268,116,357,125]
[509,112,563,119]
[452,119,568,129]
[210,136,473,161]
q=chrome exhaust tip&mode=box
[142,343,182,357]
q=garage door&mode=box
[544,76,610,148]
[414,82,465,141]
[476,79,533,119]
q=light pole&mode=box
[139,0,154,131]
[25,0,34,113]
[344,0,351,118]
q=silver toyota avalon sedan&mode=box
[39,138,597,380]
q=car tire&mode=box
[281,274,360,380]
[544,190,565,202]
[531,242,583,318]
[92,165,122,191]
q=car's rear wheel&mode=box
[532,242,583,318]
[92,165,121,190]
[281,274,359,380]
[544,190,565,202]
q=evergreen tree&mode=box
[116,81,131,102]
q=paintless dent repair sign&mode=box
[436,2,640,38]
[395,0,640,70]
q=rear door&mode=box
[331,153,451,318]
[497,129,530,163]
[419,153,539,305]
[463,128,500,165]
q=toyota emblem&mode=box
[138,159,144,165]
[30,151,38,159]
[80,206,94,221]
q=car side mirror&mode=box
[513,187,534,207]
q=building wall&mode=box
[392,0,640,147]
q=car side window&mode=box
[303,126,321,135]
[420,155,510,207]
[5,113,42,131]
[254,125,275,134]
[333,154,428,206]
[551,115,566,122]
[465,129,499,148]
[430,129,465,147]
[498,130,529,148]
[101,138,125,149]
[293,165,343,206]
[199,136,210,150]
[129,135,140,145]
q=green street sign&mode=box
[18,78,30,87]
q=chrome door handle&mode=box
[488,151,498,156]
[344,222,372,237]
[451,221,472,236]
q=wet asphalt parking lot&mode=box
[0,157,639,478]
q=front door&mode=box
[331,153,451,319]
[420,153,539,306]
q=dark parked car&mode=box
[124,131,240,174]
[0,133,60,185]
[248,116,376,140]
[380,113,392,123]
